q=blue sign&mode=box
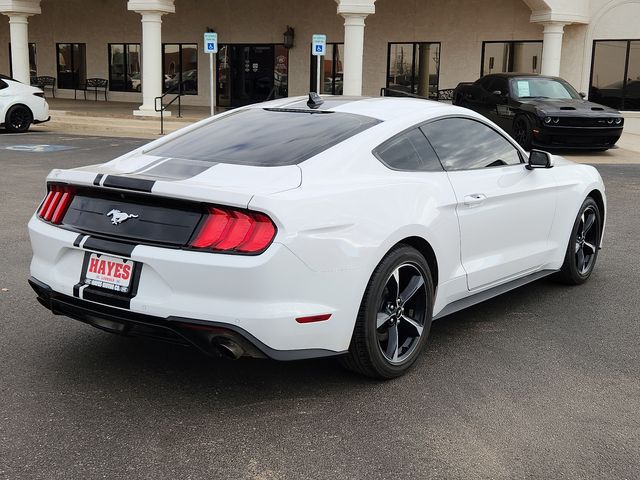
[312,34,326,56]
[204,32,218,54]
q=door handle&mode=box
[463,193,487,207]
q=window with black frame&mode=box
[162,43,198,95]
[309,43,344,95]
[56,43,86,89]
[108,44,141,92]
[8,43,37,79]
[481,41,542,76]
[387,43,441,99]
[590,40,640,111]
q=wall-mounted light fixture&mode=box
[283,26,295,49]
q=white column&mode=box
[0,1,41,84]
[336,0,376,96]
[540,22,566,77]
[128,0,175,117]
[341,14,367,96]
[8,14,30,83]
[136,12,164,116]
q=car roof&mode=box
[250,95,470,122]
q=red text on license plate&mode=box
[84,253,134,293]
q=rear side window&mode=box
[147,108,381,167]
[375,128,443,172]
[421,117,522,171]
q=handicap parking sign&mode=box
[204,32,218,54]
[312,34,326,56]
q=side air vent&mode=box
[591,107,604,111]
[560,107,576,110]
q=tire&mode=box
[5,105,33,133]
[556,197,602,285]
[513,115,533,150]
[340,245,434,379]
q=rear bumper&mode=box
[28,215,360,356]
[29,276,343,361]
[533,125,623,150]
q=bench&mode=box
[31,76,56,98]
[75,78,109,101]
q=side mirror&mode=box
[579,92,586,99]
[526,149,554,170]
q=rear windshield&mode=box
[147,108,381,167]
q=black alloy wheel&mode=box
[557,197,601,285]
[375,263,428,364]
[341,245,434,379]
[6,105,33,133]
[513,116,533,150]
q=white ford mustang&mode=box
[28,95,605,378]
[0,74,50,132]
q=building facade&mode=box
[1,0,639,114]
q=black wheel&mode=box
[5,105,33,133]
[557,197,601,285]
[340,245,434,379]
[513,115,533,150]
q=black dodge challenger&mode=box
[453,73,624,150]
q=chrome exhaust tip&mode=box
[212,337,244,360]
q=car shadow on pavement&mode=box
[37,276,563,401]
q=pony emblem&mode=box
[107,209,139,225]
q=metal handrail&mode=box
[154,83,184,135]
[380,87,429,100]
[265,85,278,102]
[380,87,455,103]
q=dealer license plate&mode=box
[84,253,135,294]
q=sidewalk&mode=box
[34,98,211,139]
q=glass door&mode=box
[387,43,441,99]
[590,39,640,110]
[625,41,640,110]
[217,44,288,108]
[590,41,627,109]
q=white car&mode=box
[0,74,50,132]
[28,95,605,378]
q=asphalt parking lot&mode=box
[1,132,639,480]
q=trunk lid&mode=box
[48,155,301,248]
[65,154,302,207]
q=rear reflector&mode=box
[38,185,75,224]
[295,314,332,324]
[190,207,276,254]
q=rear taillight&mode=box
[34,92,45,98]
[190,207,277,254]
[38,184,75,224]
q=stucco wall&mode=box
[0,0,637,106]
